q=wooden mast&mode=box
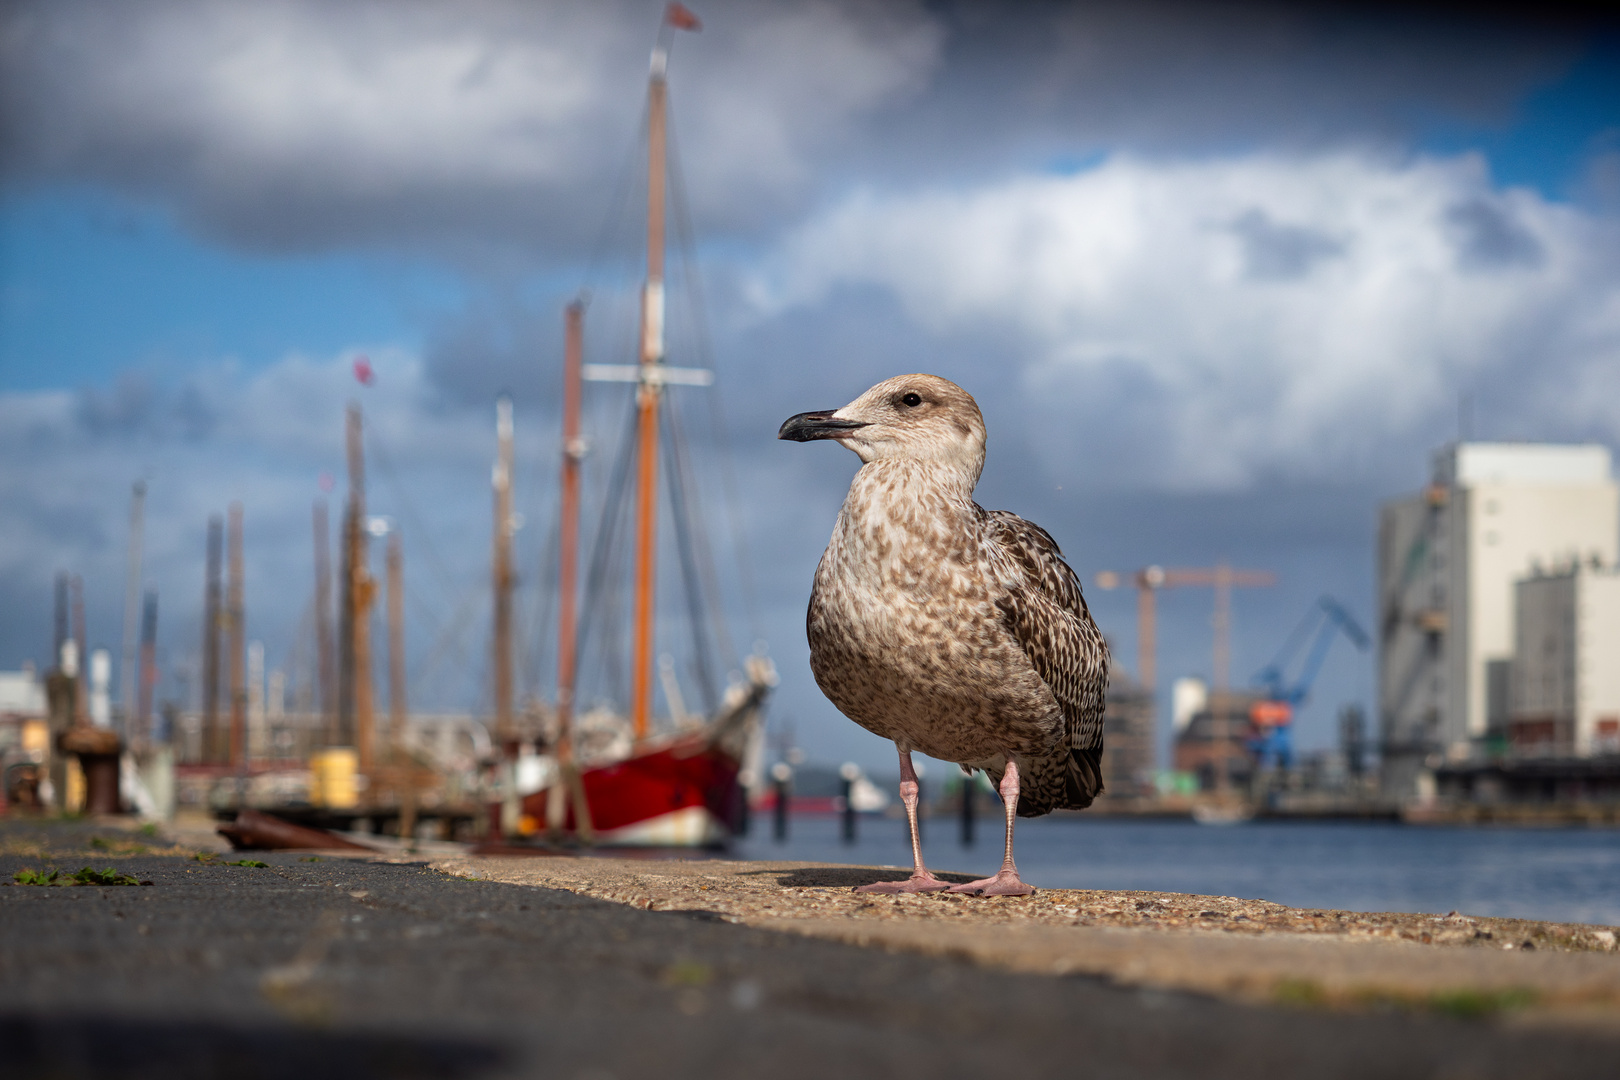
[202,517,223,760]
[313,498,337,746]
[387,531,406,753]
[552,300,594,841]
[227,502,246,768]
[492,396,515,745]
[388,528,417,841]
[630,42,670,743]
[556,303,584,751]
[346,403,376,773]
[118,481,146,745]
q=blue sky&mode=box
[3,0,1619,774]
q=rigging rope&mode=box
[666,107,766,646]
[661,397,721,712]
[575,393,641,708]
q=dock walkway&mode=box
[3,817,1620,1079]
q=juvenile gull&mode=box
[779,374,1108,896]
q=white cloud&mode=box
[751,151,1620,489]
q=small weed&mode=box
[1273,979,1327,1008]
[89,836,111,850]
[192,852,218,863]
[1425,988,1538,1019]
[1277,978,1540,1019]
[226,859,269,868]
[138,823,158,837]
[299,856,322,862]
[661,960,714,988]
[14,868,60,886]
[71,866,145,887]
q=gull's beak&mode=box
[777,410,868,442]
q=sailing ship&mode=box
[491,6,774,847]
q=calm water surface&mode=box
[733,813,1620,927]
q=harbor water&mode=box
[734,813,1620,927]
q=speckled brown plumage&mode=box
[785,375,1109,818]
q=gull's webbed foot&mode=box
[854,872,953,894]
[946,869,1035,897]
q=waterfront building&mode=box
[1098,668,1154,801]
[1378,442,1619,798]
[1511,561,1620,758]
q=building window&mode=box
[1597,718,1620,756]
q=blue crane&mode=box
[1248,596,1370,769]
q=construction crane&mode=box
[1094,564,1277,697]
[1248,596,1370,769]
[1094,564,1276,781]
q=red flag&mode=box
[353,355,374,386]
[665,3,701,31]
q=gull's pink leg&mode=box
[948,760,1035,897]
[855,747,951,894]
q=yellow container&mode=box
[21,719,48,754]
[309,747,360,809]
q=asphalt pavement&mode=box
[4,818,1619,1080]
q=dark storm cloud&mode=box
[0,0,1595,260]
[0,0,943,257]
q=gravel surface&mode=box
[5,817,1620,1079]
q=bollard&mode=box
[770,761,792,843]
[839,762,860,844]
[839,777,856,843]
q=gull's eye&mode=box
[901,392,923,407]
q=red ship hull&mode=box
[518,736,745,845]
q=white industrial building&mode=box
[1512,562,1620,758]
[1378,442,1619,798]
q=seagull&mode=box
[779,374,1109,897]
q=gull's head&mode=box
[778,374,986,482]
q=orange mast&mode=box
[630,47,670,742]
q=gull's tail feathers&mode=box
[987,746,1104,818]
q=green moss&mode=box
[1272,979,1327,1007]
[662,960,714,987]
[1424,988,1538,1018]
[225,859,269,868]
[1275,979,1538,1019]
[70,866,143,886]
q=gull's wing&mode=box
[982,508,1110,810]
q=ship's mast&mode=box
[630,46,670,743]
[313,498,336,746]
[552,300,594,842]
[492,396,516,746]
[556,303,585,754]
[227,502,245,768]
[118,481,146,747]
[344,403,376,774]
